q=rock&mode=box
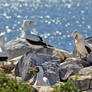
[53,48,72,61]
[5,38,71,61]
[59,57,89,81]
[33,86,53,92]
[15,51,61,83]
[68,66,92,91]
[63,57,90,67]
[86,53,92,63]
[42,60,61,84]
[59,63,82,81]
[5,39,30,60]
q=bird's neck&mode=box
[37,71,43,79]
[24,25,29,31]
[0,41,4,47]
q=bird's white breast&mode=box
[76,41,88,57]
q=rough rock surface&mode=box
[5,39,30,60]
[15,51,61,84]
[5,39,71,61]
[68,66,92,91]
[59,57,90,81]
[86,53,92,63]
[33,86,53,92]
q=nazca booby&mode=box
[0,34,8,62]
[72,31,92,58]
[34,66,50,86]
[23,20,52,49]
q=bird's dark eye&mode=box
[36,67,40,72]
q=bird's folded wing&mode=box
[25,34,43,42]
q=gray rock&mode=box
[59,63,82,81]
[59,57,89,81]
[53,48,72,61]
[86,53,92,63]
[5,39,30,60]
[5,38,71,61]
[68,66,92,91]
[64,57,90,67]
[15,51,61,83]
[33,86,53,92]
[42,60,61,84]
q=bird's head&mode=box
[29,66,44,73]
[23,20,36,27]
[36,66,44,73]
[72,30,83,43]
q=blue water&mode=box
[0,0,92,52]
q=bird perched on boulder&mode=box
[72,30,92,58]
[0,34,9,64]
[23,20,52,51]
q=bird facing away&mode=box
[34,66,50,86]
[23,20,50,49]
[72,31,91,58]
[0,34,8,63]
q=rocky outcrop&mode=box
[5,38,71,61]
[5,39,30,60]
[59,57,90,81]
[53,48,72,60]
[15,51,61,84]
[68,66,92,91]
[4,38,92,92]
[86,53,92,63]
[33,86,53,92]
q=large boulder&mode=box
[53,48,72,61]
[68,66,92,91]
[15,51,61,84]
[59,57,90,81]
[5,39,71,61]
[5,39,30,60]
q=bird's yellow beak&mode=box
[29,21,37,24]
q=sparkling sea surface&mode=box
[0,0,92,52]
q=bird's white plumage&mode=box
[23,20,48,49]
[34,66,50,86]
[72,31,92,57]
[23,20,42,42]
[25,31,42,42]
[0,34,9,57]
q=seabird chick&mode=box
[72,30,91,58]
[34,66,50,86]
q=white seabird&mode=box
[34,66,50,86]
[0,34,8,63]
[72,31,92,58]
[23,20,52,49]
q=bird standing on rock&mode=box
[23,20,52,51]
[0,34,9,65]
[72,31,92,58]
